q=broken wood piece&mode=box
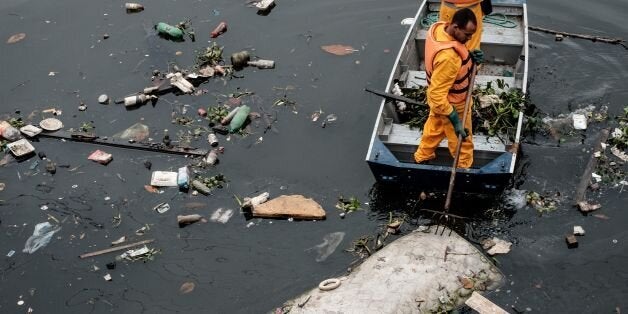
[79,239,154,259]
[565,235,578,248]
[577,201,602,213]
[465,291,508,314]
[177,214,205,227]
[573,129,609,206]
[251,194,326,220]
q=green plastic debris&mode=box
[228,105,251,133]
[155,22,184,40]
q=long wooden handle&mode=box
[444,64,477,211]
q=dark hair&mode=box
[451,8,477,28]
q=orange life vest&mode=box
[443,0,480,5]
[424,21,473,104]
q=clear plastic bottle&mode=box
[247,59,275,69]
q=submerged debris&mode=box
[526,191,559,215]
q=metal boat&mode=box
[366,0,528,194]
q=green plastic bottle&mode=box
[228,105,251,133]
[155,22,184,40]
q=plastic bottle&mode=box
[220,106,241,125]
[155,22,184,40]
[204,149,219,165]
[124,94,149,107]
[177,166,190,191]
[228,105,251,133]
[247,59,275,69]
[192,180,211,195]
[210,22,227,38]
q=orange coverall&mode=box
[413,25,474,168]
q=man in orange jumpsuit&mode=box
[413,8,482,168]
[439,0,485,50]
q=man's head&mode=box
[448,8,477,44]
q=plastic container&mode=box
[230,51,250,69]
[228,105,251,133]
[210,22,227,38]
[207,133,219,147]
[156,22,184,40]
[7,139,35,157]
[177,166,191,191]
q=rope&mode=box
[483,13,517,28]
[420,12,517,29]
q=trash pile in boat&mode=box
[394,79,537,140]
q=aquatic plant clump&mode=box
[335,196,362,213]
[196,174,226,190]
[608,106,628,150]
[195,42,224,68]
[206,106,229,124]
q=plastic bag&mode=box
[113,123,149,142]
[23,222,61,254]
[306,232,345,262]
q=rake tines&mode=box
[420,208,468,236]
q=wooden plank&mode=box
[252,195,326,220]
[79,239,155,259]
[465,291,508,314]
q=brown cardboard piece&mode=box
[252,195,326,220]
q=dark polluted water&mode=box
[1,0,627,313]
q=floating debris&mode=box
[179,282,196,294]
[525,191,558,215]
[335,196,362,213]
[306,232,345,262]
[482,237,512,256]
[111,236,127,245]
[7,33,26,44]
[321,44,356,56]
[154,202,171,214]
[209,208,234,224]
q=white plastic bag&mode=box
[23,222,61,254]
